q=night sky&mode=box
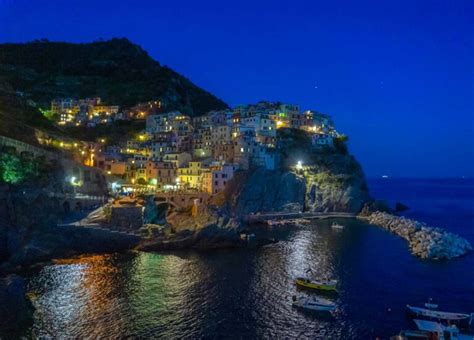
[1,0,472,178]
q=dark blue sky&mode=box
[1,0,473,177]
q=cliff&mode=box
[303,153,370,212]
[213,129,371,216]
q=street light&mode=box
[296,161,303,170]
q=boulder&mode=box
[365,211,472,260]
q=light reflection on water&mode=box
[26,217,473,339]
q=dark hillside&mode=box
[0,38,228,115]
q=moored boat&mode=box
[295,277,338,291]
[331,222,344,230]
[407,304,474,330]
[292,295,336,312]
[266,219,287,227]
[391,319,473,340]
[413,319,473,340]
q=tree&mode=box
[0,153,25,184]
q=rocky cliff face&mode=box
[303,154,370,213]
[212,168,306,217]
[213,153,370,216]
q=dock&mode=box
[245,211,356,223]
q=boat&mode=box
[292,295,336,312]
[295,277,338,291]
[292,218,311,224]
[331,222,344,230]
[266,219,287,227]
[391,319,474,340]
[407,305,474,324]
[413,319,473,340]
[390,330,431,339]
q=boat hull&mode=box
[295,278,337,292]
[406,305,473,331]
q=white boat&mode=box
[413,319,473,340]
[292,296,336,312]
[331,222,344,230]
[407,304,473,322]
[266,219,287,227]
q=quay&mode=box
[245,211,356,223]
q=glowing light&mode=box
[296,161,303,170]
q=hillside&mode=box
[0,38,228,116]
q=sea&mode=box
[14,179,474,338]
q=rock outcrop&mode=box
[303,154,370,213]
[138,214,243,251]
[211,149,370,217]
[212,168,306,217]
[365,211,472,260]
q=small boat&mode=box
[266,219,285,227]
[292,295,336,312]
[292,218,311,224]
[407,305,473,322]
[391,319,473,340]
[412,319,473,340]
[295,277,338,291]
[331,222,344,230]
[390,330,431,340]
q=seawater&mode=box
[21,179,474,338]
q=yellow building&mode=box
[178,161,205,190]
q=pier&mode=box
[245,211,356,223]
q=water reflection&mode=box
[26,217,474,339]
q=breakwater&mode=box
[365,211,472,259]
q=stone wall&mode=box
[109,205,143,231]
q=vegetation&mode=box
[0,149,54,184]
[0,38,228,116]
[0,89,66,145]
[64,120,146,144]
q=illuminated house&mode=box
[202,163,236,194]
[192,126,213,158]
[162,152,192,168]
[211,124,232,145]
[178,160,211,190]
[213,143,235,163]
[234,135,279,170]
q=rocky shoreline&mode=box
[365,211,472,260]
